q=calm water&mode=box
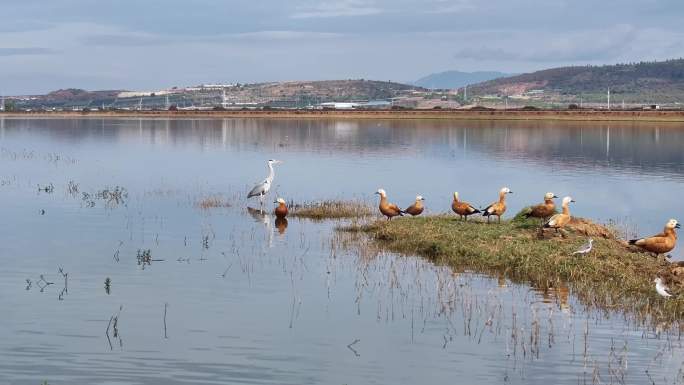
[1,117,683,385]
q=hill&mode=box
[10,80,425,110]
[467,59,684,103]
[414,70,512,89]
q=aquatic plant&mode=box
[289,200,374,220]
[195,195,232,209]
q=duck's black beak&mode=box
[374,192,380,195]
[676,223,681,229]
[571,199,576,203]
[553,195,559,198]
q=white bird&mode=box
[247,159,282,206]
[572,238,594,255]
[654,277,673,298]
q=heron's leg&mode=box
[259,194,264,206]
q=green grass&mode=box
[339,211,684,324]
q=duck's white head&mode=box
[562,196,575,205]
[545,192,558,200]
[453,191,459,200]
[375,188,387,197]
[416,195,425,201]
[667,219,680,230]
[276,197,286,204]
[500,187,512,194]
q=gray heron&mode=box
[247,159,282,206]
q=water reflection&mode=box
[1,117,684,385]
[2,118,684,178]
[275,217,288,235]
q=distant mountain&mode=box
[414,71,513,89]
[467,59,684,102]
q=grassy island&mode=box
[339,211,684,325]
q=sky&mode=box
[1,0,684,94]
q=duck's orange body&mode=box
[403,196,425,216]
[376,189,403,220]
[483,187,512,223]
[544,197,574,233]
[451,192,480,220]
[526,193,558,221]
[274,200,288,218]
[630,220,679,255]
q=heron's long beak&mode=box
[676,223,681,229]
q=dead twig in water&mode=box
[163,303,168,339]
[57,266,68,301]
[347,339,361,357]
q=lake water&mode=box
[1,117,683,385]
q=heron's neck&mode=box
[266,163,275,182]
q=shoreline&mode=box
[3,109,684,122]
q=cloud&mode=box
[453,25,644,63]
[291,0,382,18]
[0,47,55,56]
[81,30,345,47]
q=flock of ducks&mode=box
[247,159,680,298]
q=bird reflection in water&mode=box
[275,217,288,235]
[246,207,274,247]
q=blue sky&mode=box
[1,0,683,94]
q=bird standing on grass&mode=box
[403,195,425,216]
[572,238,593,255]
[451,192,480,220]
[525,192,558,224]
[247,159,283,206]
[483,187,512,223]
[629,219,679,256]
[543,196,575,236]
[375,189,403,220]
[654,277,673,298]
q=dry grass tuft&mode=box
[289,200,374,220]
[195,196,232,209]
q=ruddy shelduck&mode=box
[403,195,425,216]
[543,196,575,235]
[375,188,403,220]
[483,187,512,223]
[629,219,680,256]
[525,192,558,223]
[451,192,480,220]
[273,197,288,219]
